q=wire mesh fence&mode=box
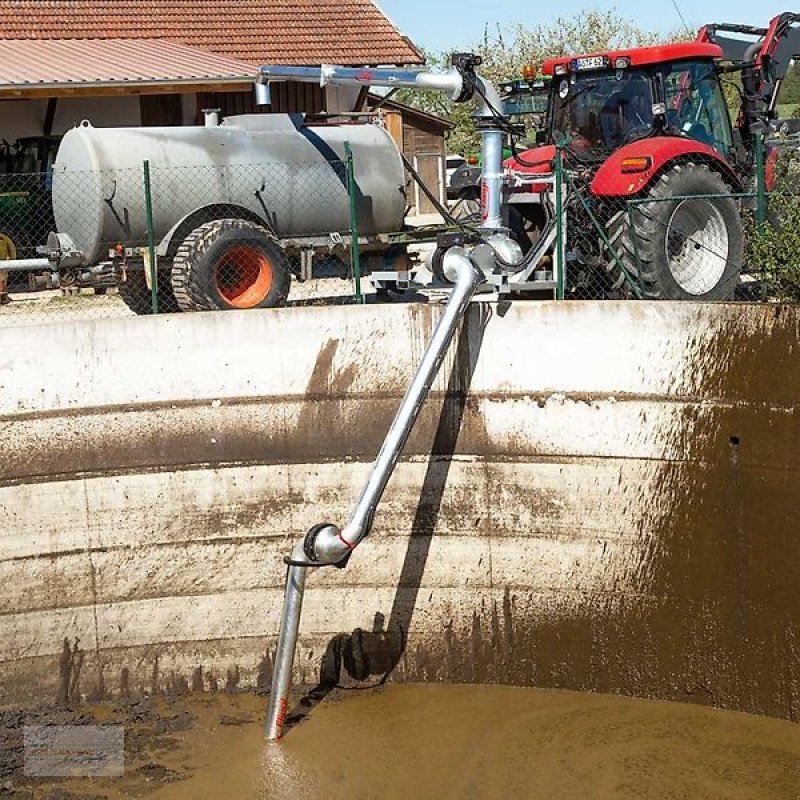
[556,143,800,303]
[0,157,383,328]
[1,141,799,328]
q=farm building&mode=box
[0,0,424,139]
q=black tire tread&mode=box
[118,267,180,315]
[171,218,290,312]
[606,163,743,300]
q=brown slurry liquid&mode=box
[8,685,800,799]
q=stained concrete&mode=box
[0,301,798,721]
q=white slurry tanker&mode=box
[19,113,409,314]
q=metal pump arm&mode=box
[699,13,800,131]
[257,59,503,118]
[257,56,506,231]
[265,251,484,740]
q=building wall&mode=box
[198,83,326,120]
[0,84,378,142]
[0,96,143,139]
[402,117,447,214]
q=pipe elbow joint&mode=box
[301,523,353,568]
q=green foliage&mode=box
[397,10,680,155]
[746,149,800,301]
[779,63,800,107]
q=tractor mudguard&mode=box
[591,137,741,197]
[504,145,557,194]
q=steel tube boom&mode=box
[257,58,506,230]
[264,251,484,740]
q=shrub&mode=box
[745,145,800,301]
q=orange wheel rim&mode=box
[214,245,274,308]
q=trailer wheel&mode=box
[606,163,743,300]
[171,219,291,311]
[118,267,181,315]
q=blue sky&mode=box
[376,1,793,53]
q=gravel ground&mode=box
[0,275,424,330]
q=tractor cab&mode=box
[541,44,733,161]
[500,74,552,120]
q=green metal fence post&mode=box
[755,131,767,230]
[344,142,363,304]
[555,143,565,301]
[143,160,158,314]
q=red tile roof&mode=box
[0,39,256,90]
[0,0,424,67]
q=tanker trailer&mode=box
[50,114,408,313]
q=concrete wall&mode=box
[0,302,798,718]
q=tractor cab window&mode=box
[552,71,654,156]
[662,61,733,156]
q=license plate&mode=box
[573,56,606,71]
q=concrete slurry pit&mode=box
[0,301,798,796]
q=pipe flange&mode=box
[303,522,338,562]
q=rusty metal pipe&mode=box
[265,250,484,740]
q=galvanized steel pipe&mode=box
[265,250,484,740]
[264,565,308,741]
[0,258,51,272]
[257,63,502,120]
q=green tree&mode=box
[779,62,800,106]
[398,10,674,155]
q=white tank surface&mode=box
[52,115,407,265]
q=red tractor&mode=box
[506,13,800,300]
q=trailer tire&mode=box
[171,219,291,311]
[118,267,181,315]
[607,163,743,300]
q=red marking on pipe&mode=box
[480,180,489,221]
[275,698,288,739]
[338,533,356,550]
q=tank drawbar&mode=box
[265,250,485,741]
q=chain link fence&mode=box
[0,156,385,328]
[1,138,799,328]
[555,140,800,303]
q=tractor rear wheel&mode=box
[450,190,480,222]
[607,163,743,300]
[118,267,181,315]
[171,219,291,312]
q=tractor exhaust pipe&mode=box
[265,250,484,740]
